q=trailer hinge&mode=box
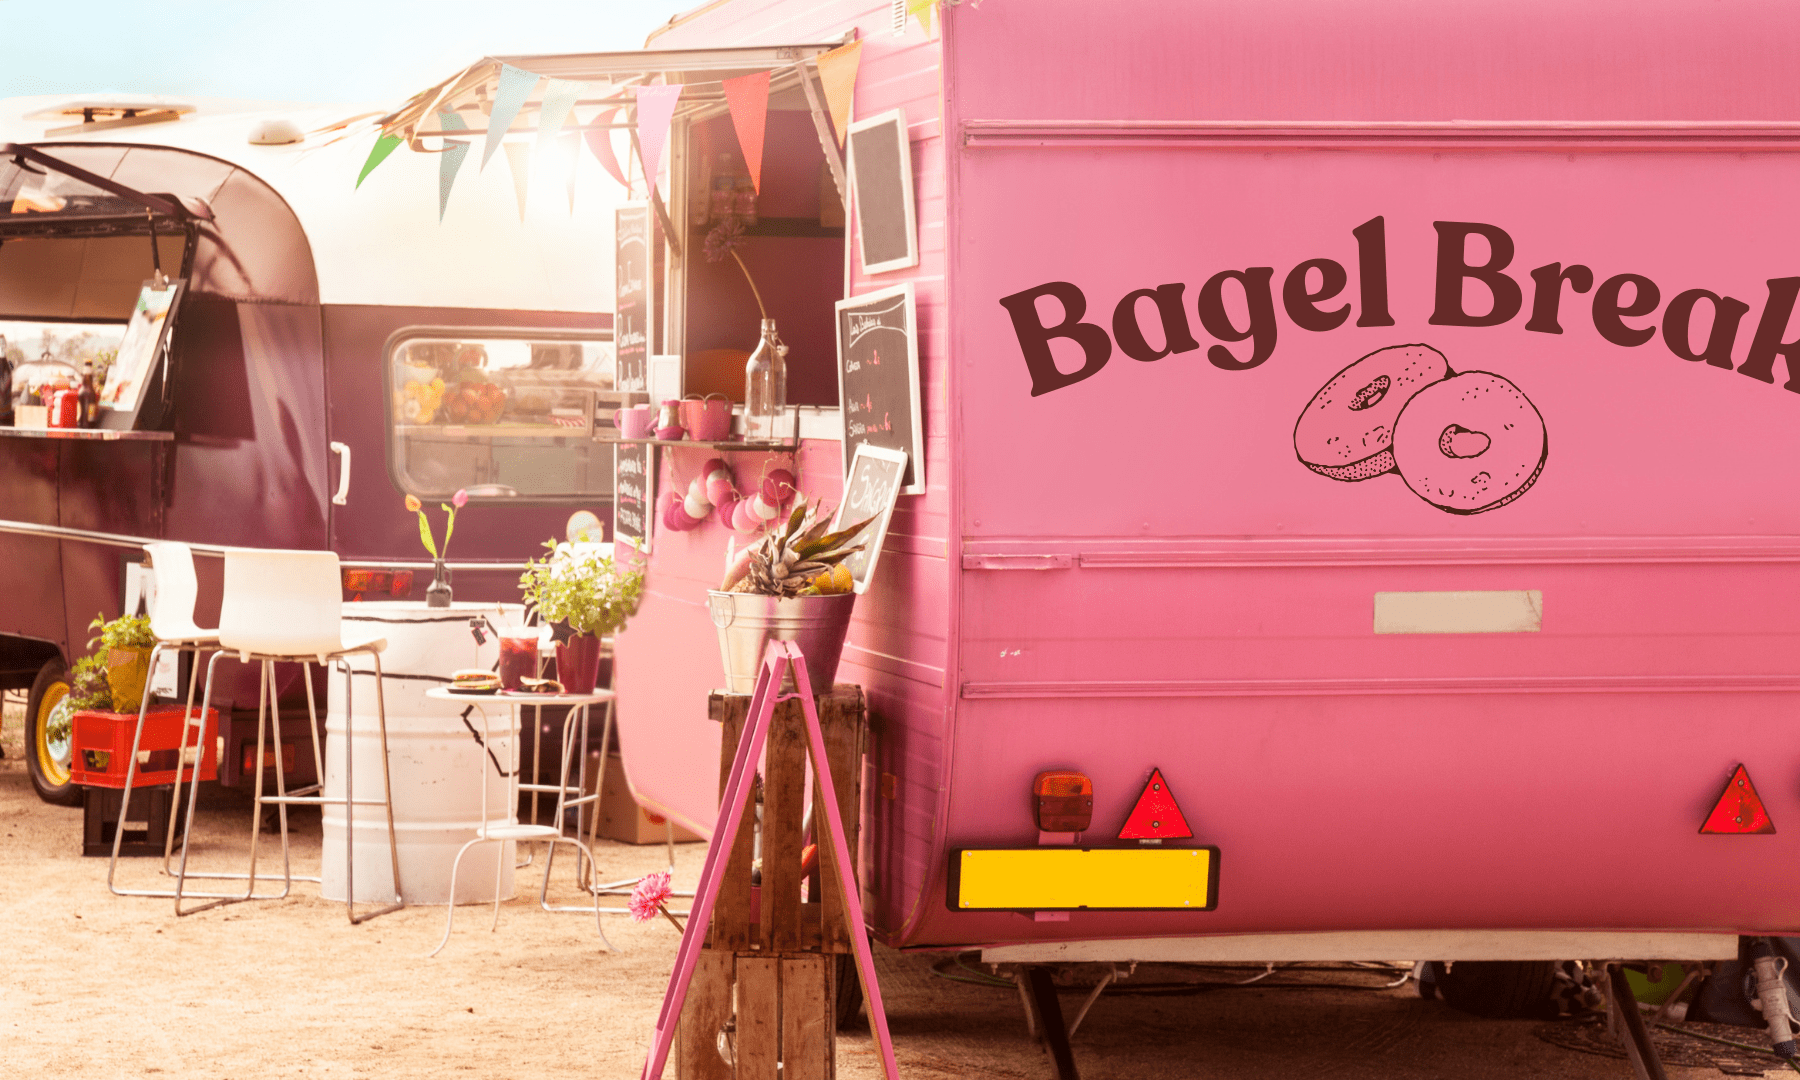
[961,554,1076,571]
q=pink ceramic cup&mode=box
[613,405,655,438]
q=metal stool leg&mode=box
[355,647,406,924]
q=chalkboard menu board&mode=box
[847,108,918,275]
[613,442,654,554]
[835,282,924,495]
[831,444,908,594]
[615,203,650,393]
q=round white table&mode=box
[425,687,618,909]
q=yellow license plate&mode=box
[952,847,1219,911]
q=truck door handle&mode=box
[330,441,351,506]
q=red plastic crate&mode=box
[70,706,219,788]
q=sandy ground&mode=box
[2,698,1789,1080]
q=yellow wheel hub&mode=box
[34,680,72,787]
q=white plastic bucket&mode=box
[321,602,524,905]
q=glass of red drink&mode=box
[498,633,540,691]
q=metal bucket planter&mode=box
[708,590,855,696]
[106,646,151,715]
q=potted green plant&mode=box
[517,540,646,693]
[88,612,155,715]
[709,500,874,696]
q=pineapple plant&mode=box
[720,499,875,598]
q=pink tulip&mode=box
[452,489,469,509]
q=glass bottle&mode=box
[77,359,98,428]
[744,319,787,442]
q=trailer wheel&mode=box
[1435,960,1559,1019]
[26,658,82,807]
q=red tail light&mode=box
[1033,770,1094,832]
[343,569,415,600]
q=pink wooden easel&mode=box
[641,639,900,1080]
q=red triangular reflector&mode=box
[1118,768,1193,840]
[1700,764,1775,834]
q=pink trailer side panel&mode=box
[927,0,1800,947]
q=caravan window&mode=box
[385,329,618,502]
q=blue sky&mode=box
[0,0,699,106]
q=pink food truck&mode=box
[563,0,1800,1070]
[0,93,624,806]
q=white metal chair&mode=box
[430,692,608,956]
[107,541,229,898]
[179,548,405,924]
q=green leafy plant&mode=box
[88,611,154,651]
[65,652,113,713]
[518,540,645,638]
[720,500,875,598]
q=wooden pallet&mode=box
[676,684,866,1080]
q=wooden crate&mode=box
[677,685,866,1080]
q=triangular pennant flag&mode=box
[535,77,583,155]
[436,111,471,222]
[482,63,541,170]
[355,134,402,189]
[721,69,771,193]
[1118,768,1194,840]
[503,141,531,222]
[562,132,579,214]
[1700,764,1775,834]
[633,84,684,198]
[815,40,863,147]
[584,106,628,188]
[908,0,935,35]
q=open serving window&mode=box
[384,327,618,502]
[390,44,853,444]
[0,143,206,434]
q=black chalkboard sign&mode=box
[613,441,654,554]
[615,204,650,393]
[847,108,918,275]
[830,443,908,594]
[835,282,924,495]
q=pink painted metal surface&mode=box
[620,0,1800,953]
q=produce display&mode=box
[444,373,507,425]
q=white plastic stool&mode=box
[179,548,405,924]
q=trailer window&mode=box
[386,330,618,502]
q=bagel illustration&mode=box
[1295,344,1547,514]
[1293,344,1450,481]
[1391,371,1546,514]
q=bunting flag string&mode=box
[814,40,863,147]
[633,84,685,198]
[356,133,402,189]
[721,70,771,193]
[483,63,541,170]
[584,106,629,189]
[437,111,471,222]
[503,142,531,222]
[534,78,584,154]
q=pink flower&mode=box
[452,489,469,509]
[629,870,672,922]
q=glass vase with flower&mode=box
[405,489,467,607]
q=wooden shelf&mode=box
[604,437,798,451]
[0,426,172,442]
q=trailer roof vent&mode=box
[22,98,194,137]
